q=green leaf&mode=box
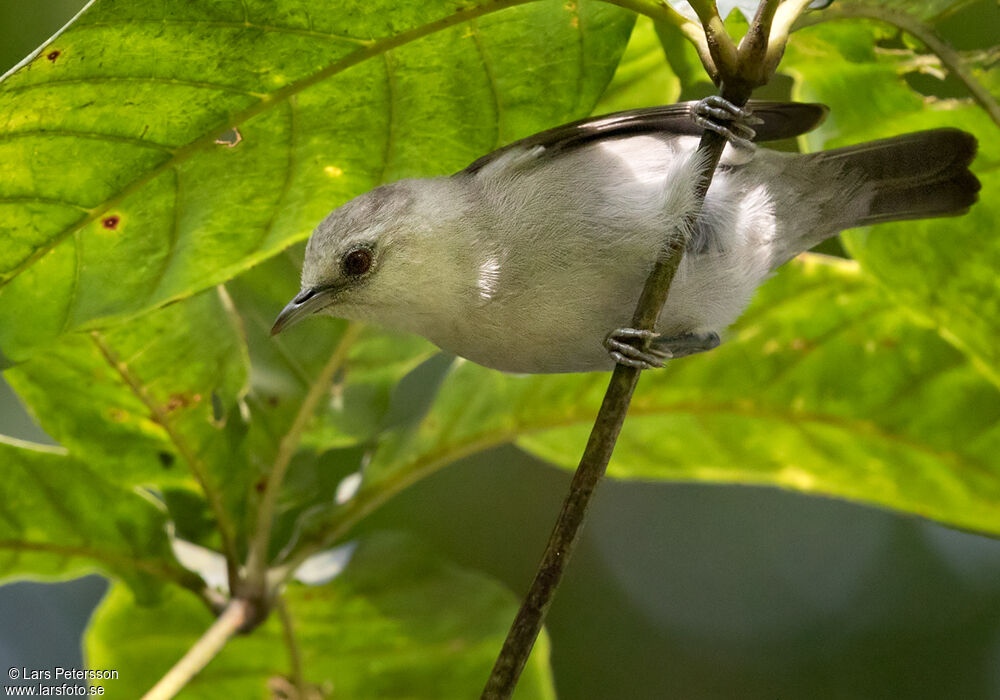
[5,289,248,483]
[0,437,199,601]
[0,0,633,359]
[592,15,679,115]
[4,289,251,553]
[329,257,1000,538]
[86,533,555,699]
[782,14,1000,386]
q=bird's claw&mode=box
[691,96,760,151]
[604,329,722,370]
[604,328,668,370]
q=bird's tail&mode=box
[811,128,980,226]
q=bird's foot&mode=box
[691,96,762,151]
[605,328,668,370]
[604,329,721,370]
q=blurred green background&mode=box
[3,2,1000,698]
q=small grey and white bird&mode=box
[272,99,980,373]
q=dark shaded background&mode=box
[3,3,1000,698]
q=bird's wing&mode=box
[459,101,828,176]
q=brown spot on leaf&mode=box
[164,392,198,412]
[214,127,242,147]
[102,215,120,230]
[254,476,267,494]
[109,408,127,422]
[158,451,175,468]
[47,50,61,62]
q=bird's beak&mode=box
[270,286,339,336]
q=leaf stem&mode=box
[794,2,1000,128]
[480,1,794,696]
[140,599,251,700]
[688,0,740,77]
[244,323,362,595]
[608,0,719,79]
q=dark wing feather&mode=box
[460,100,828,176]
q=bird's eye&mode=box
[342,248,373,277]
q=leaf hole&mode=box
[214,127,242,147]
[158,451,176,469]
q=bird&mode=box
[271,98,980,374]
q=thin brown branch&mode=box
[480,123,733,700]
[480,1,790,696]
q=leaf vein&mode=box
[467,19,502,150]
[0,196,90,211]
[2,75,266,98]
[0,128,175,153]
[79,18,373,45]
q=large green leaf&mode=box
[4,289,251,554]
[86,533,555,699]
[321,256,1000,540]
[592,15,679,115]
[0,0,633,360]
[4,289,248,484]
[782,11,1000,385]
[0,437,200,601]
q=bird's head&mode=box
[271,178,470,336]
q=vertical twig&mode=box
[276,597,308,697]
[244,322,363,599]
[480,1,796,697]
